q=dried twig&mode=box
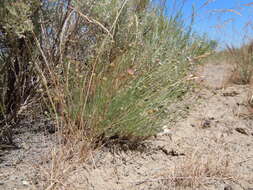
[68,5,113,39]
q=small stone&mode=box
[235,127,248,135]
[157,126,172,140]
[202,120,211,128]
[191,124,195,127]
[22,180,29,186]
[224,185,233,190]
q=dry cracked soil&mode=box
[0,60,253,190]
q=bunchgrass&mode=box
[35,0,215,149]
[226,41,253,84]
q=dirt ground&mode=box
[0,60,253,190]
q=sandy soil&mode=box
[0,60,253,190]
[0,118,57,190]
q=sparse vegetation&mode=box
[160,152,235,189]
[226,41,253,85]
[224,41,253,110]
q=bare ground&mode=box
[0,60,253,190]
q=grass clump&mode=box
[0,0,215,149]
[226,41,253,85]
[38,0,215,147]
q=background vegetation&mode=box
[226,41,253,85]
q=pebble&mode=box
[157,126,172,140]
[22,180,29,186]
[224,185,233,190]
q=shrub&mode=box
[0,0,41,144]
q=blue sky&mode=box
[162,0,253,48]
